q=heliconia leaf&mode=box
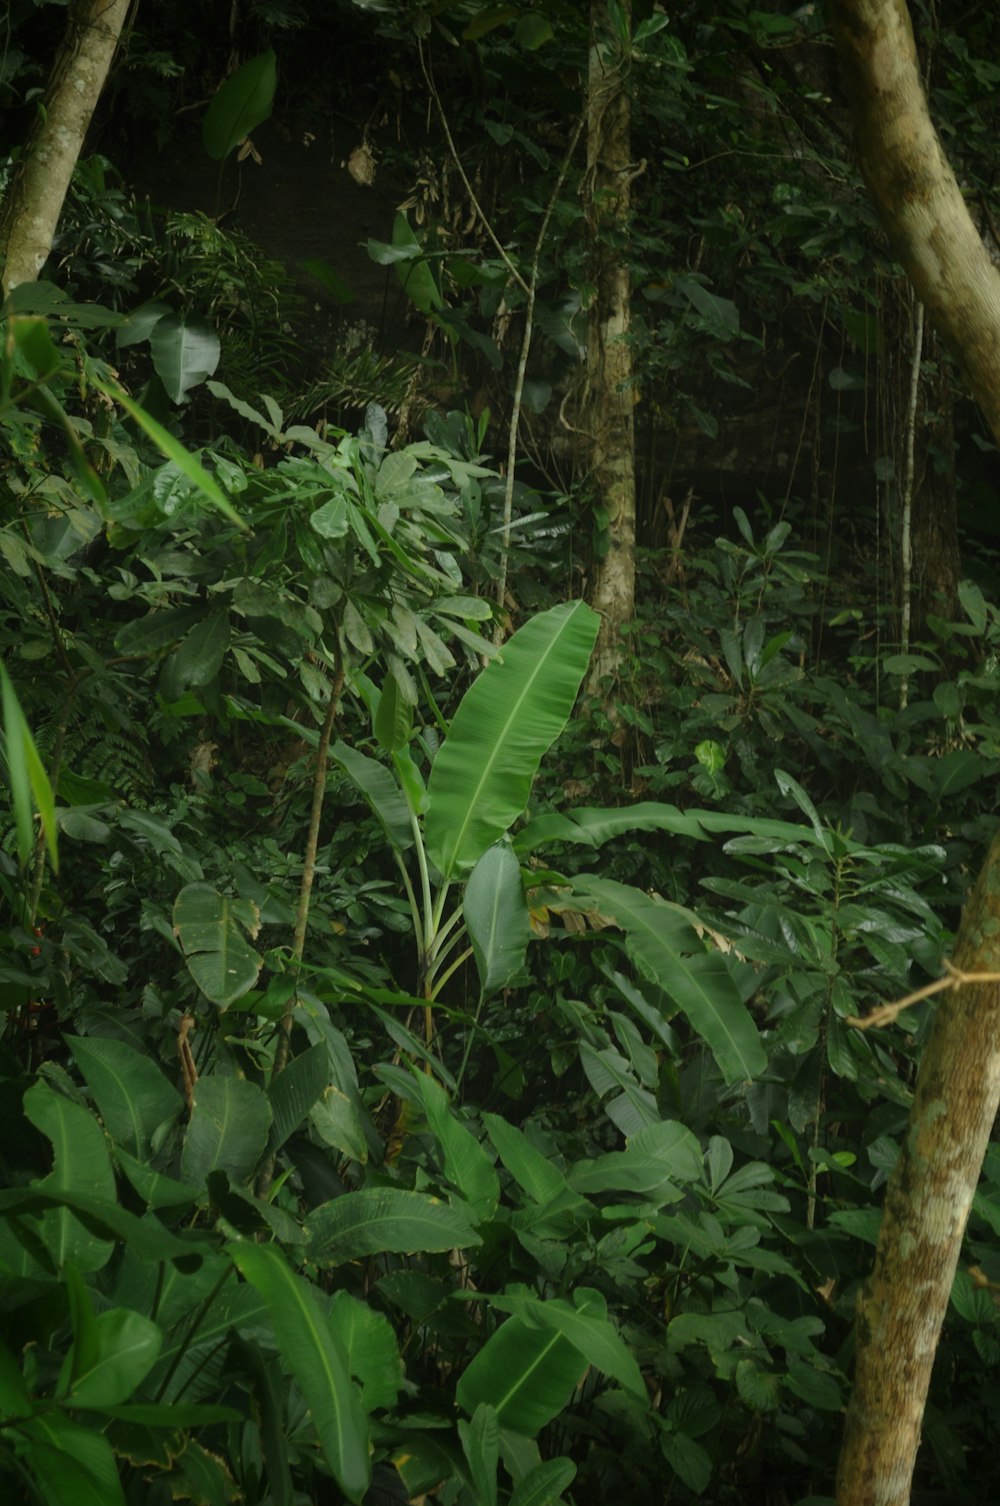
[426,602,599,880]
[456,1315,588,1437]
[508,1457,577,1506]
[481,1113,569,1206]
[180,1075,272,1188]
[68,1309,163,1408]
[330,741,413,851]
[267,1043,330,1154]
[0,664,58,871]
[306,1188,482,1264]
[202,50,277,161]
[413,1070,500,1221]
[23,1081,115,1272]
[391,212,444,314]
[458,1403,499,1506]
[68,1035,182,1156]
[173,883,263,1008]
[486,1286,645,1399]
[230,1243,371,1504]
[464,842,532,997]
[575,877,766,1084]
[21,1413,126,1506]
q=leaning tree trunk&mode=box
[828,2,1000,1502]
[583,0,637,695]
[0,0,131,296]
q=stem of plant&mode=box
[256,629,345,1200]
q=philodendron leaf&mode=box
[426,601,599,879]
[230,1242,370,1504]
[202,50,277,161]
[464,842,532,997]
[173,883,262,1008]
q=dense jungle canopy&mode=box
[3,3,1000,1505]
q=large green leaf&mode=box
[329,1289,405,1411]
[202,50,277,161]
[306,1188,482,1264]
[23,1081,115,1271]
[171,610,231,687]
[330,741,414,850]
[21,1414,125,1506]
[230,1243,370,1504]
[1,664,58,871]
[426,602,599,879]
[267,1042,330,1154]
[149,313,220,403]
[515,800,825,855]
[68,1309,163,1408]
[96,380,245,527]
[464,842,532,997]
[390,211,445,315]
[180,1075,272,1188]
[456,1316,588,1437]
[481,1114,569,1206]
[173,883,263,1007]
[68,1035,182,1155]
[509,1457,577,1506]
[487,1287,645,1399]
[577,877,766,1084]
[414,1070,500,1221]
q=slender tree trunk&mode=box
[828,2,1000,1501]
[0,0,131,296]
[830,0,1000,443]
[583,0,637,694]
[836,838,1000,1505]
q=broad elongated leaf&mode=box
[0,1186,211,1265]
[577,877,766,1084]
[464,842,532,997]
[202,50,277,160]
[329,1289,405,1411]
[171,610,230,687]
[414,1071,500,1220]
[514,800,827,856]
[456,1316,588,1437]
[21,1414,125,1506]
[509,1458,577,1506]
[458,1403,499,1506]
[391,211,445,314]
[150,313,220,403]
[68,1035,182,1155]
[0,665,58,871]
[180,1075,272,1187]
[267,1042,330,1153]
[307,1188,481,1264]
[96,380,245,528]
[487,1287,645,1399]
[230,1243,370,1504]
[330,741,413,849]
[69,1309,163,1407]
[426,602,599,879]
[23,1081,115,1271]
[173,883,262,1007]
[482,1114,568,1206]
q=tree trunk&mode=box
[583,0,637,694]
[829,2,1000,1501]
[0,0,131,296]
[830,0,1000,445]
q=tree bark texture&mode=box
[836,838,1000,1504]
[828,3,1000,1500]
[583,0,637,693]
[0,0,131,296]
[829,0,1000,446]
